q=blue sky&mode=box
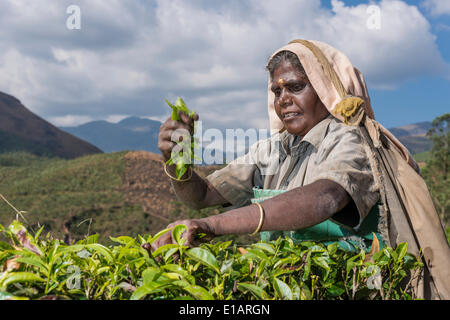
[325,0,450,127]
[364,0,450,127]
[0,0,448,130]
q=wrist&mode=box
[165,163,193,182]
[196,217,217,237]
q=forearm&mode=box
[167,164,229,210]
[200,179,351,236]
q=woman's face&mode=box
[271,60,329,138]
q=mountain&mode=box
[387,122,433,154]
[0,91,102,159]
[59,117,162,153]
[59,114,434,160]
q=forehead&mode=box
[271,61,307,84]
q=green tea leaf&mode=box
[15,256,48,273]
[220,259,233,274]
[299,282,312,300]
[395,243,408,263]
[172,224,187,246]
[149,227,172,245]
[327,284,346,297]
[309,245,326,253]
[243,248,269,262]
[0,291,28,300]
[186,248,220,274]
[96,266,110,276]
[252,242,275,255]
[1,272,45,288]
[161,264,189,278]
[152,244,179,257]
[302,251,312,281]
[83,234,99,244]
[165,99,180,121]
[174,280,213,300]
[130,283,166,300]
[142,267,161,284]
[8,220,26,235]
[327,242,338,256]
[174,97,189,114]
[273,278,293,300]
[34,225,45,241]
[237,282,268,300]
[109,236,136,246]
[312,256,331,271]
[164,247,180,261]
[85,244,114,263]
[0,241,13,251]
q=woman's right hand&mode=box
[151,219,215,252]
[158,110,199,162]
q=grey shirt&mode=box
[205,115,380,228]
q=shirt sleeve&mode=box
[308,123,380,226]
[204,151,257,208]
[205,134,279,208]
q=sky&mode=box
[0,0,449,132]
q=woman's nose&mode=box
[279,89,292,107]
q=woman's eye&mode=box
[274,89,281,97]
[291,84,305,92]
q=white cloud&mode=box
[435,23,450,32]
[422,0,450,16]
[48,114,94,127]
[144,114,171,123]
[105,114,130,123]
[0,0,448,131]
[320,0,450,89]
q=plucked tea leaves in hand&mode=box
[164,97,199,180]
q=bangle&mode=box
[249,202,265,236]
[163,163,193,182]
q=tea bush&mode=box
[0,220,423,300]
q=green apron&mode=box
[251,187,384,252]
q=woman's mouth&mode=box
[283,112,302,120]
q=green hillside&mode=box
[0,152,145,243]
[413,151,431,163]
[0,151,238,245]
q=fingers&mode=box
[183,229,201,248]
[158,116,194,159]
[162,119,192,133]
[151,219,212,262]
[159,111,198,143]
[179,110,199,124]
[157,140,175,152]
[151,231,174,255]
[158,127,191,142]
[178,111,192,127]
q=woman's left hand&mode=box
[151,219,215,251]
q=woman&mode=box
[156,40,450,299]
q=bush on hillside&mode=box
[0,220,423,300]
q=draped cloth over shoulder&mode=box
[268,39,450,299]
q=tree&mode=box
[421,113,449,237]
